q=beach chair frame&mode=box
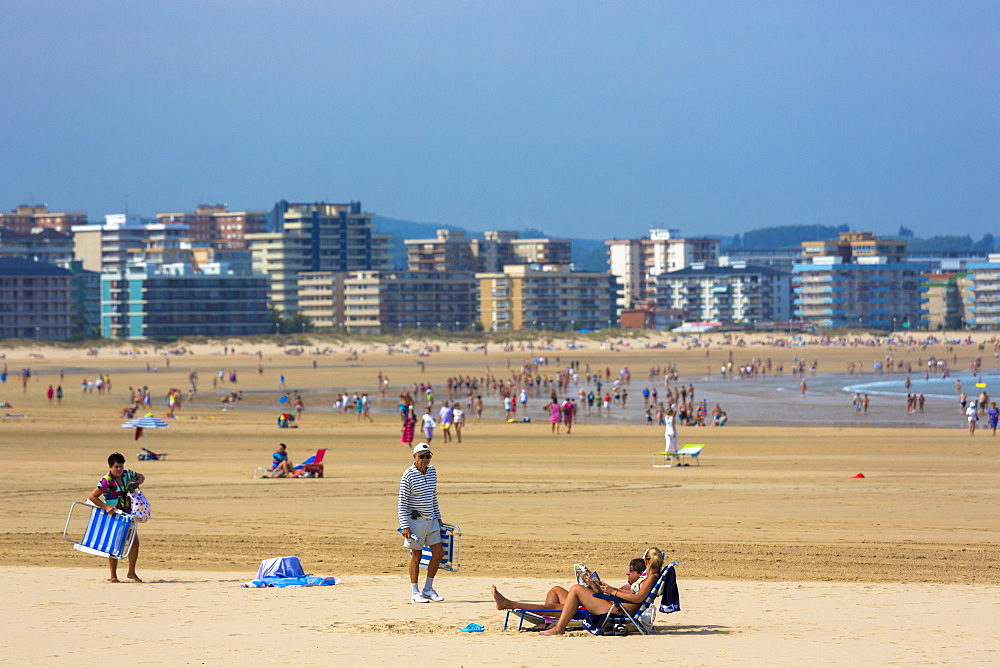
[63,502,137,559]
[503,607,587,632]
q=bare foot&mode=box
[538,628,565,636]
[491,585,510,610]
[127,574,143,583]
[107,577,120,583]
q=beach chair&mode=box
[426,522,461,572]
[62,502,137,559]
[137,446,168,461]
[397,523,462,572]
[652,445,704,467]
[585,561,681,636]
[294,448,328,478]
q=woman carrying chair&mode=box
[88,453,145,583]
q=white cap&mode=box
[413,443,432,455]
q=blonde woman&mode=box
[491,547,665,636]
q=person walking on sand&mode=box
[452,405,465,443]
[561,397,576,434]
[398,443,445,603]
[988,402,999,436]
[88,453,145,583]
[400,408,416,447]
[420,407,436,444]
[967,401,979,436]
[439,401,454,443]
[547,399,562,434]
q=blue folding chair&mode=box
[63,502,137,559]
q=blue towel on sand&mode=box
[242,575,339,588]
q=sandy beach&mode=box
[2,332,998,664]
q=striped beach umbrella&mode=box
[122,416,171,430]
[122,415,171,451]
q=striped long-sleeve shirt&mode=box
[398,464,440,529]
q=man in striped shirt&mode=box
[399,442,445,603]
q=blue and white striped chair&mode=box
[425,523,461,572]
[63,502,137,559]
[399,523,461,572]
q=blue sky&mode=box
[2,1,997,239]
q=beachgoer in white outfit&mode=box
[664,408,679,464]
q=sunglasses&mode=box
[417,454,432,459]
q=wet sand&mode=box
[1,332,998,663]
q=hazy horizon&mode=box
[3,1,997,240]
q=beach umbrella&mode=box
[121,415,170,452]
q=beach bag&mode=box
[129,488,151,522]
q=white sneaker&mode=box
[410,592,430,603]
[422,589,444,602]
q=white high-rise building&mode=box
[607,229,720,311]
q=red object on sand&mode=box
[852,473,865,478]
[135,427,143,441]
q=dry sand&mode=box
[1,333,998,664]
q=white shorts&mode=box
[403,516,441,550]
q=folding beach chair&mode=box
[63,502,137,559]
[652,445,704,467]
[137,446,168,461]
[398,523,462,572]
[294,448,328,478]
[585,561,681,635]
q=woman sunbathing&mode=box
[492,548,664,635]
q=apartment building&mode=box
[801,231,906,263]
[298,270,478,333]
[0,258,75,340]
[0,205,88,234]
[963,255,1000,330]
[476,264,617,332]
[344,271,479,333]
[404,228,572,274]
[101,262,270,339]
[246,201,390,314]
[156,205,267,250]
[922,273,965,330]
[0,228,75,267]
[793,232,926,330]
[72,214,193,273]
[658,263,792,324]
[404,229,479,272]
[607,229,720,310]
[297,271,346,329]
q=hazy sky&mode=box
[2,1,997,239]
